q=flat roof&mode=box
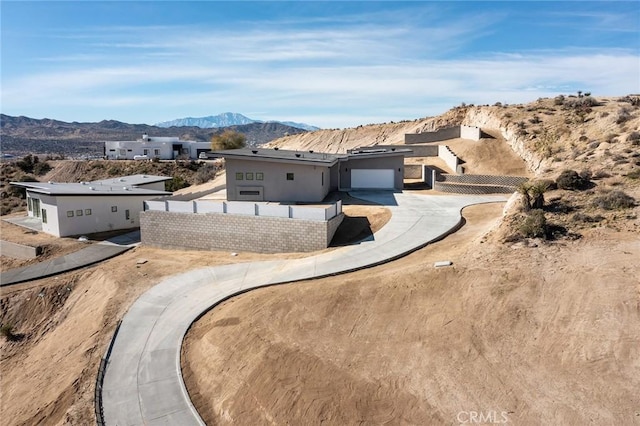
[214,148,341,167]
[10,174,172,196]
[214,147,410,166]
[91,174,172,186]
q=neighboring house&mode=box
[105,134,211,160]
[10,174,171,237]
[216,147,408,202]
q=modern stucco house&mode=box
[10,174,171,237]
[216,147,409,202]
[105,134,211,160]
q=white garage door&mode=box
[351,169,395,189]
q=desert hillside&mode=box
[1,95,639,425]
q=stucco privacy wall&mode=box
[354,145,438,157]
[140,210,345,253]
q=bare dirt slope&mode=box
[183,203,640,425]
[1,95,639,425]
[0,204,388,425]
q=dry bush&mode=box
[592,190,636,210]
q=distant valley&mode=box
[0,114,308,157]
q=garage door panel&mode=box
[351,169,394,189]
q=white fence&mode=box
[144,199,342,221]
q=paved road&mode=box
[0,231,140,286]
[101,192,508,425]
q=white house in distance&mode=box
[105,134,211,160]
[10,174,171,237]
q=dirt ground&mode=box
[1,96,639,425]
[182,202,640,425]
[0,202,389,426]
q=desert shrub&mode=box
[194,163,217,184]
[16,154,39,173]
[592,170,611,180]
[519,209,547,238]
[33,161,51,176]
[571,212,604,223]
[626,131,640,145]
[553,95,565,105]
[592,190,636,210]
[165,176,189,192]
[578,135,588,142]
[626,169,640,180]
[529,115,542,124]
[600,111,609,118]
[616,107,632,124]
[556,170,589,190]
[588,141,600,149]
[0,323,17,341]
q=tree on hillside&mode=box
[211,130,246,150]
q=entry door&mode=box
[351,169,395,189]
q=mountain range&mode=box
[0,114,309,157]
[155,112,319,131]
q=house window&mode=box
[239,190,260,195]
[286,173,294,181]
[85,209,92,215]
[256,172,264,181]
[109,149,116,152]
[236,172,244,180]
[27,197,32,211]
[119,149,126,155]
[246,172,254,180]
[322,172,324,186]
[127,149,132,152]
[154,149,160,156]
[42,209,47,224]
[143,149,149,155]
[125,209,130,220]
[76,209,83,216]
[67,211,74,218]
[111,206,117,212]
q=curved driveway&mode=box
[102,191,508,425]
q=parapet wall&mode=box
[140,210,344,253]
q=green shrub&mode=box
[627,132,640,146]
[519,209,547,238]
[592,191,636,210]
[165,176,189,192]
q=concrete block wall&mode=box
[460,125,482,141]
[438,145,460,174]
[433,182,517,194]
[404,126,461,144]
[0,240,40,259]
[438,174,528,187]
[404,164,423,179]
[140,210,345,253]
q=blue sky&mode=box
[1,1,639,128]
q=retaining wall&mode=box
[140,210,345,253]
[404,125,483,144]
[438,174,528,187]
[404,164,423,179]
[433,182,516,194]
[438,145,460,174]
[0,240,40,259]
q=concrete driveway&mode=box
[101,192,508,425]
